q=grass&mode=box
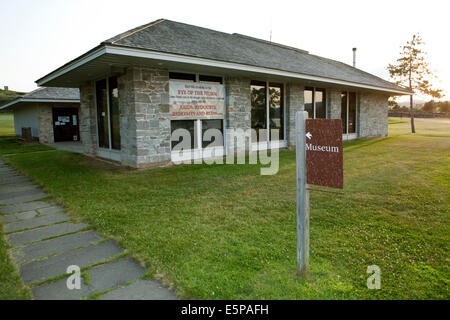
[0,118,449,299]
[388,118,408,125]
[0,231,32,299]
[0,113,53,155]
[0,138,54,156]
[0,113,15,137]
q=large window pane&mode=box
[171,120,195,149]
[251,81,267,141]
[348,92,357,133]
[96,79,109,148]
[202,120,223,148]
[269,83,284,140]
[341,92,348,134]
[109,77,121,150]
[304,88,313,119]
[315,89,326,119]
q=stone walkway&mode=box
[0,159,177,300]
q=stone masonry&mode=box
[118,67,171,168]
[286,83,304,147]
[38,104,54,144]
[79,82,98,154]
[327,89,342,120]
[224,77,251,154]
[359,91,389,137]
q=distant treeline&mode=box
[390,100,450,115]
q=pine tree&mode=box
[387,33,443,133]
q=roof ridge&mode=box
[110,19,165,44]
[232,33,309,54]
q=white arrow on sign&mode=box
[306,132,312,140]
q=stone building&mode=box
[34,19,411,168]
[1,87,80,144]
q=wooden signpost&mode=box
[296,111,343,276]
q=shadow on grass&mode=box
[343,137,392,153]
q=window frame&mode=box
[341,91,358,135]
[304,87,327,119]
[95,76,121,151]
[169,71,225,152]
[250,80,286,144]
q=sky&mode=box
[1,0,449,101]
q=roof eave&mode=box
[36,43,413,95]
[0,98,80,110]
[35,43,107,86]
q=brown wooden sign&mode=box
[305,119,343,189]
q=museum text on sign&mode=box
[305,119,343,189]
[169,80,225,120]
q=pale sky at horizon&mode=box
[1,0,449,101]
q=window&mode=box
[96,79,109,148]
[96,77,121,150]
[169,72,224,151]
[251,81,285,142]
[304,87,326,119]
[341,92,357,134]
[169,72,223,84]
[199,75,223,84]
[269,83,284,140]
[341,93,347,134]
[169,72,196,82]
[109,77,121,150]
[315,89,326,119]
[251,81,267,141]
[304,89,313,119]
[171,120,196,149]
[202,120,223,148]
[171,119,224,150]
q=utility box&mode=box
[21,127,32,142]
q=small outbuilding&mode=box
[1,87,80,143]
[34,19,412,167]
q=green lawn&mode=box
[0,232,32,299]
[0,119,449,299]
[0,113,53,155]
[0,113,15,137]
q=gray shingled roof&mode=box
[23,87,80,100]
[104,19,408,93]
[0,87,79,110]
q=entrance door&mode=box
[52,108,80,142]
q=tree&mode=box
[387,33,443,133]
[422,100,435,113]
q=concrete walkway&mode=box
[0,159,177,300]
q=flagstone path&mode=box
[0,159,177,300]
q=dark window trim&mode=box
[304,87,327,119]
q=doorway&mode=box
[52,108,80,142]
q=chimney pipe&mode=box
[352,48,357,67]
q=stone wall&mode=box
[79,82,97,154]
[327,89,342,120]
[359,92,389,137]
[37,104,53,144]
[224,77,251,153]
[286,83,304,147]
[118,67,171,168]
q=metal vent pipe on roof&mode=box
[352,48,357,67]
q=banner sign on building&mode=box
[169,80,225,120]
[305,119,344,189]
